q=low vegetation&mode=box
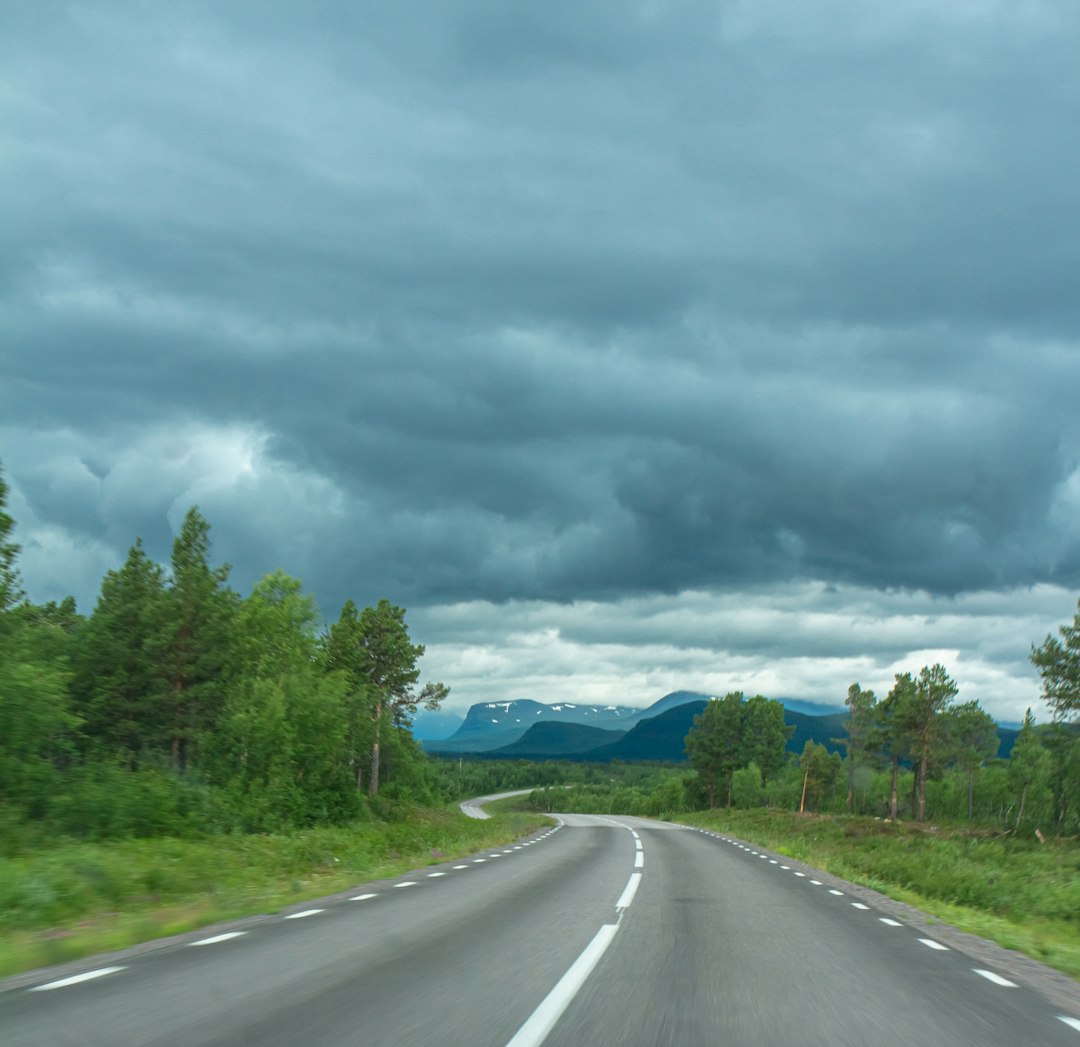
[0,805,545,979]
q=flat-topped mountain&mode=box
[426,697,642,753]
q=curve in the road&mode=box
[4,814,1080,1046]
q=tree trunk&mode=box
[889,755,899,820]
[1016,782,1028,827]
[800,770,809,814]
[967,771,974,822]
[917,742,928,822]
[368,701,383,797]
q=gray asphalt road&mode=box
[3,815,1079,1046]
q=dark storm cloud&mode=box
[3,0,1080,624]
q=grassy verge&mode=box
[673,808,1080,981]
[0,806,549,979]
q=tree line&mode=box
[684,647,1080,834]
[0,465,447,838]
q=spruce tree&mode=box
[70,539,170,763]
[163,507,237,772]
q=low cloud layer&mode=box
[4,3,1079,721]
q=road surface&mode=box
[3,813,1079,1045]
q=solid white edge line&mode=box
[30,967,126,991]
[284,909,324,919]
[1058,1016,1080,1032]
[505,923,620,1047]
[974,969,1017,987]
[616,872,642,911]
[189,932,247,946]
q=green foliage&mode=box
[799,740,840,812]
[0,806,547,977]
[163,507,238,772]
[684,692,790,807]
[70,540,170,762]
[1032,598,1080,723]
[209,572,357,830]
[943,700,1000,821]
[524,763,693,818]
[1007,709,1053,828]
[841,683,877,812]
[324,597,447,796]
[731,761,763,809]
[0,463,23,614]
[0,618,80,817]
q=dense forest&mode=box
[0,465,466,842]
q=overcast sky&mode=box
[4,2,1080,723]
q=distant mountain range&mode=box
[424,690,1020,763]
[424,691,710,753]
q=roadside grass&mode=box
[675,808,1080,981]
[0,807,548,979]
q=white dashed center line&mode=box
[189,932,247,946]
[30,967,126,992]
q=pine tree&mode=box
[71,539,170,763]
[841,683,877,813]
[163,508,237,772]
[942,700,999,821]
[324,598,446,795]
[875,673,916,820]
[910,664,958,822]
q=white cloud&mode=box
[414,583,1071,724]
